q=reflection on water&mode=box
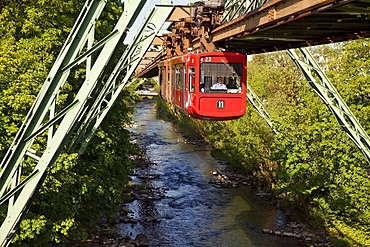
[120,98,305,246]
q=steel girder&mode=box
[0,1,108,244]
[247,47,370,166]
[288,47,370,164]
[0,0,173,245]
[223,0,270,22]
[247,85,278,134]
[70,5,174,155]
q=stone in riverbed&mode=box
[134,233,150,246]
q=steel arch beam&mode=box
[288,47,370,164]
[70,5,174,155]
[0,0,173,245]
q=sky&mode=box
[124,0,191,43]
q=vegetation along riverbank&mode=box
[1,0,369,245]
[155,38,370,247]
[0,1,141,245]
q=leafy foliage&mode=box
[1,0,137,246]
[251,42,370,246]
[164,39,370,246]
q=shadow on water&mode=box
[120,98,306,246]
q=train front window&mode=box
[200,62,243,94]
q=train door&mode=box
[180,65,186,109]
[168,63,173,103]
[173,65,179,107]
[173,63,185,108]
[159,65,166,100]
[186,66,195,112]
[188,66,195,93]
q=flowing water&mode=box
[120,98,305,246]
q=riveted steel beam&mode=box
[0,2,107,244]
[288,47,370,164]
[70,4,174,155]
[247,84,278,134]
[0,0,165,245]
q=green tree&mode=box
[1,0,139,245]
[167,40,370,246]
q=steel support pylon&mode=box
[70,5,174,155]
[247,48,370,166]
[288,47,370,164]
[0,0,173,245]
[247,84,278,134]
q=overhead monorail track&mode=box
[136,0,370,78]
[219,0,370,54]
[1,0,370,244]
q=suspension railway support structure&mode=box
[0,1,173,245]
[136,0,370,158]
[1,0,370,245]
[137,0,370,77]
[288,47,370,163]
[136,0,370,156]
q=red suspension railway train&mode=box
[159,52,247,121]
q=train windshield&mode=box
[200,62,243,94]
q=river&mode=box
[120,98,305,246]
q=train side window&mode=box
[159,67,163,85]
[168,65,171,88]
[180,65,185,90]
[175,67,181,89]
[172,66,176,89]
[189,66,195,92]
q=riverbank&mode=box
[156,97,335,246]
[209,168,332,246]
[87,98,332,246]
[88,131,331,246]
